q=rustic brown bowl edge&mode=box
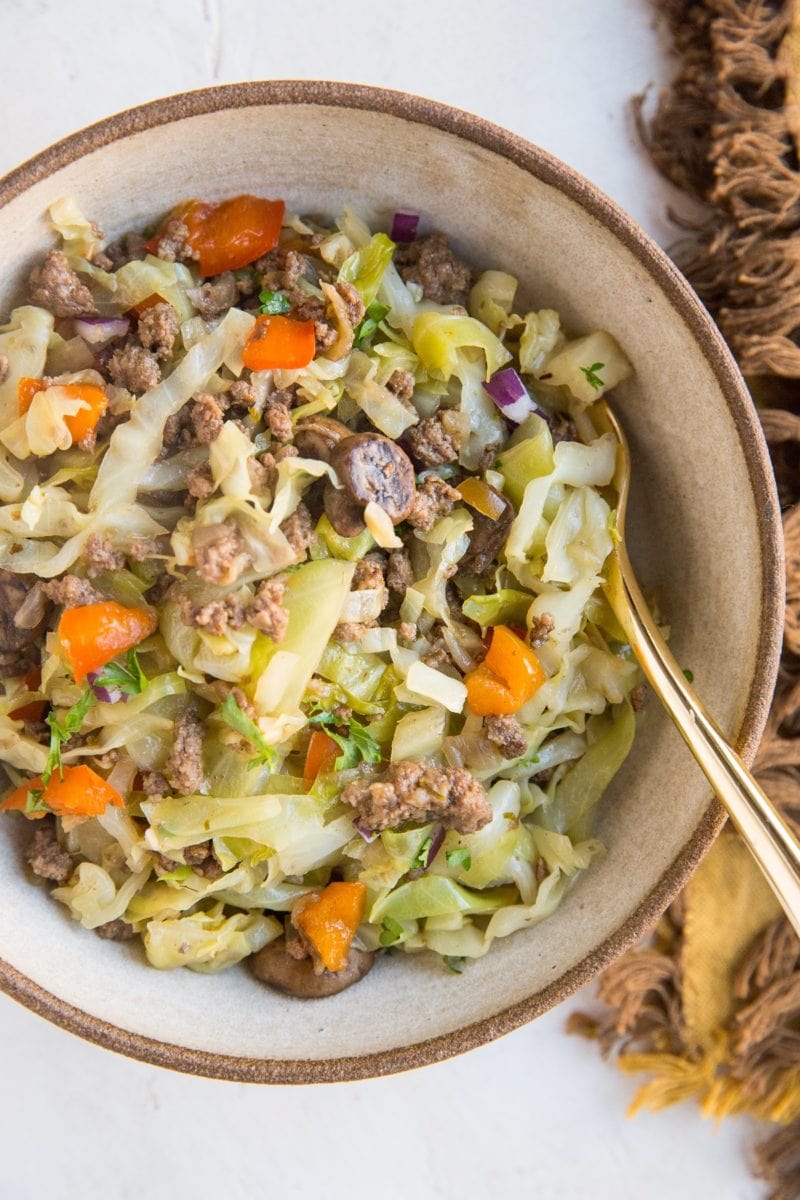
[0,80,784,1084]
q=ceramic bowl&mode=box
[0,82,784,1082]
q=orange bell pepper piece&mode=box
[9,668,46,722]
[293,881,367,974]
[1,764,123,819]
[303,730,340,785]
[58,601,157,683]
[465,625,545,716]
[242,314,316,371]
[18,377,108,445]
[457,476,509,519]
[147,195,285,277]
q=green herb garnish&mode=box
[220,692,278,770]
[446,847,472,871]
[443,955,466,974]
[259,289,292,316]
[353,300,390,347]
[409,835,433,873]
[307,707,382,771]
[42,687,94,788]
[93,649,148,697]
[379,917,404,947]
[579,361,605,391]
[682,668,695,683]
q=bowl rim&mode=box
[0,79,784,1084]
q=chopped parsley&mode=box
[42,687,95,789]
[93,649,148,697]
[353,301,389,347]
[682,668,695,683]
[409,836,433,873]
[379,917,404,947]
[446,847,472,871]
[259,289,292,316]
[307,707,382,771]
[443,955,466,974]
[579,361,605,391]
[220,692,278,770]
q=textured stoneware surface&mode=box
[0,82,784,1083]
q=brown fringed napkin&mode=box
[570,2,800,1196]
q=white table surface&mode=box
[0,2,764,1197]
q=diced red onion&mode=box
[354,819,378,844]
[425,824,445,867]
[409,824,445,877]
[390,211,420,244]
[483,367,542,425]
[86,669,126,705]
[73,316,130,346]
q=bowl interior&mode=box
[0,87,782,1079]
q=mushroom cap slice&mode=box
[250,938,375,998]
[330,433,416,523]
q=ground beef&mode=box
[29,249,97,317]
[165,707,205,795]
[154,217,197,264]
[334,621,373,644]
[107,344,161,392]
[182,841,224,879]
[398,620,417,642]
[42,574,103,608]
[186,461,215,499]
[245,578,289,640]
[259,445,299,493]
[103,230,147,268]
[187,271,238,320]
[551,415,578,444]
[266,396,293,442]
[290,293,337,352]
[95,919,137,941]
[408,476,460,532]
[529,612,555,647]
[387,549,415,593]
[246,457,271,495]
[190,393,225,444]
[630,683,647,712]
[84,533,125,578]
[405,415,459,467]
[192,518,252,585]
[0,355,8,386]
[128,537,165,562]
[137,302,179,360]
[334,279,366,328]
[176,589,246,636]
[227,378,258,412]
[0,571,47,676]
[26,819,73,884]
[141,769,169,796]
[485,714,528,759]
[352,558,386,592]
[280,501,313,558]
[386,368,415,403]
[396,233,472,305]
[342,761,490,834]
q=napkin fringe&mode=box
[573,2,800,1191]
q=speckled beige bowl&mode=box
[0,82,784,1083]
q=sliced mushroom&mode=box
[323,481,367,537]
[460,485,515,574]
[250,937,375,998]
[330,434,416,524]
[294,416,351,463]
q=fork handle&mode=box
[619,574,800,938]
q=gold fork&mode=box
[592,399,800,936]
